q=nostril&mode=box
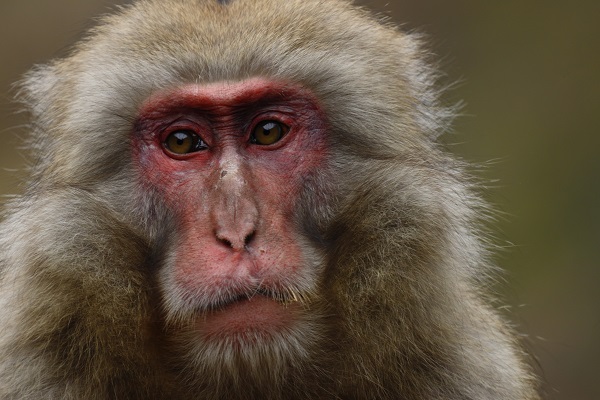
[215,229,255,251]
[244,231,256,247]
[220,238,233,248]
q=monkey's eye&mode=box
[164,130,207,155]
[250,120,289,146]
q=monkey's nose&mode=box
[210,194,259,251]
[215,227,256,251]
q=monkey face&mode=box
[132,78,330,361]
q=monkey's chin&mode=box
[196,295,299,343]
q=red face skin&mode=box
[133,78,328,341]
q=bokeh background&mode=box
[0,1,598,398]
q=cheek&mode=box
[135,147,217,231]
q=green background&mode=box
[1,1,598,398]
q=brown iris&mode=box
[251,120,289,145]
[164,130,207,154]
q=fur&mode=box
[0,0,539,398]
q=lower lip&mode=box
[196,295,298,341]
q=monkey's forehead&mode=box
[79,0,416,106]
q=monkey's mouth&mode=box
[202,287,299,314]
[194,287,302,338]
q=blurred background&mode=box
[0,1,598,398]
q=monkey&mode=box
[0,0,540,399]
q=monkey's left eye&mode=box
[164,130,207,155]
[250,120,289,146]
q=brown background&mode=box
[1,1,598,399]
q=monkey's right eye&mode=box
[164,130,207,155]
